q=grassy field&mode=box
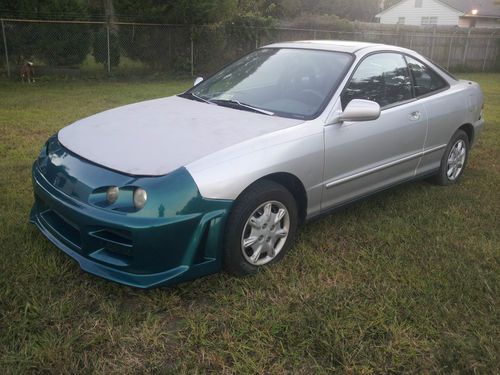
[0,75,498,374]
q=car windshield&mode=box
[187,48,353,119]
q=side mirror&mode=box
[337,99,381,123]
[193,77,204,86]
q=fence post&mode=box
[1,18,10,77]
[446,30,457,70]
[190,29,194,77]
[168,28,172,66]
[462,28,472,67]
[495,38,500,70]
[430,25,437,60]
[106,22,111,74]
[482,31,496,72]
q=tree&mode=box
[0,0,91,66]
[35,1,91,66]
[238,0,384,22]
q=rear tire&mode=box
[433,129,469,186]
[223,180,298,276]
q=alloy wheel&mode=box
[241,200,290,266]
[447,139,467,181]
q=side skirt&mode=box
[305,170,439,224]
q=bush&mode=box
[284,14,354,32]
[1,22,38,64]
[93,28,120,69]
[224,14,277,52]
[190,14,276,75]
[35,23,91,67]
[118,24,189,71]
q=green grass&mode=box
[0,76,498,374]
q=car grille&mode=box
[34,194,134,266]
[39,206,82,250]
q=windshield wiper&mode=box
[180,93,274,116]
[210,99,274,116]
[179,92,214,105]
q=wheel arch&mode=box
[235,172,308,224]
[458,123,474,144]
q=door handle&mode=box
[409,111,421,121]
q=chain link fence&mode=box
[1,18,499,79]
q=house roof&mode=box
[442,0,500,16]
[376,0,500,17]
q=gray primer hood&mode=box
[58,96,303,176]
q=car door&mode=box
[321,52,428,210]
[404,56,467,176]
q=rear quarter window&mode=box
[405,56,448,97]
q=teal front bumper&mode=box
[30,138,232,288]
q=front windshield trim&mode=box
[210,98,275,116]
[181,47,355,121]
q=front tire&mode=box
[223,180,298,276]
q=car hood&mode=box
[58,96,304,176]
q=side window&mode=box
[406,56,448,97]
[341,53,412,109]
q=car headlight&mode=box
[133,188,147,210]
[106,186,119,204]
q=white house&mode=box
[376,0,500,28]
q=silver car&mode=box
[31,41,484,287]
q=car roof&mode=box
[262,40,387,54]
[263,40,457,84]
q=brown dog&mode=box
[20,61,35,83]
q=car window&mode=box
[190,48,353,119]
[405,56,448,97]
[341,53,412,109]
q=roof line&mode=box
[375,0,464,17]
[462,14,500,18]
[433,0,467,14]
[375,0,407,16]
[353,44,384,53]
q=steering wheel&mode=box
[299,88,324,105]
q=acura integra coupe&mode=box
[31,41,484,288]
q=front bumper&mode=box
[30,142,232,288]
